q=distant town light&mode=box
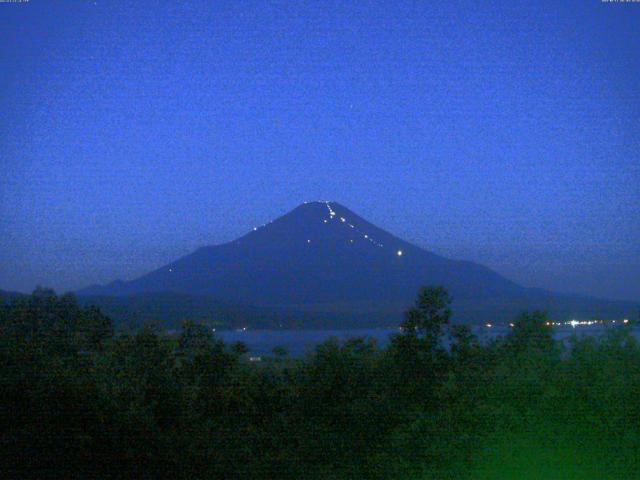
[307,239,311,244]
[396,250,403,256]
[486,323,492,328]
[253,227,257,231]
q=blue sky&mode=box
[1,0,639,301]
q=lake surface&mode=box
[218,324,640,357]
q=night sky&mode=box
[1,1,638,301]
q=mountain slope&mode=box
[79,201,635,324]
[0,289,24,303]
[75,292,288,330]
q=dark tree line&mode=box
[1,287,639,479]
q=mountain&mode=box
[75,292,289,331]
[0,289,24,303]
[78,201,635,325]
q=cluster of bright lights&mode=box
[323,202,387,249]
[327,203,337,218]
[491,318,632,329]
[566,318,630,326]
[568,319,605,328]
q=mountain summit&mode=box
[79,202,634,324]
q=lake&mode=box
[218,324,639,357]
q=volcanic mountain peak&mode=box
[77,202,635,325]
[78,201,502,303]
[240,200,393,252]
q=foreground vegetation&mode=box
[1,288,639,479]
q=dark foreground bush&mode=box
[1,287,639,479]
